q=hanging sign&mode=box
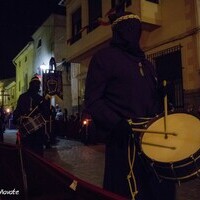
[43,71,63,99]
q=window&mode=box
[146,0,159,4]
[111,0,132,8]
[25,56,27,62]
[147,45,183,108]
[19,81,21,92]
[126,0,132,7]
[67,66,71,82]
[88,0,102,32]
[64,61,71,82]
[71,7,82,44]
[24,73,28,91]
[12,88,14,99]
[37,39,42,49]
[111,0,115,8]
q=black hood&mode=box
[109,12,145,58]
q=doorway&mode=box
[147,45,184,109]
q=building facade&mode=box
[31,13,70,112]
[64,0,200,112]
[4,80,16,112]
[143,0,200,110]
[12,0,200,114]
[13,41,34,101]
[0,78,16,112]
[13,13,72,113]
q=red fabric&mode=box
[0,143,127,200]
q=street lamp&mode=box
[40,63,48,73]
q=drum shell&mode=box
[20,114,46,137]
[142,148,200,182]
[140,111,200,182]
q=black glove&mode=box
[112,119,133,136]
[108,119,133,146]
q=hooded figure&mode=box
[13,75,50,156]
[109,11,144,57]
[85,12,175,200]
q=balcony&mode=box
[131,0,161,31]
[66,0,162,61]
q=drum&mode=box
[140,111,200,182]
[20,114,46,136]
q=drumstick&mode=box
[132,128,177,136]
[163,80,168,139]
[28,100,43,117]
[142,142,176,150]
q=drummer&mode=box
[84,8,176,200]
[13,75,50,156]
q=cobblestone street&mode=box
[3,129,200,200]
[44,139,105,187]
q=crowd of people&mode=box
[0,106,14,142]
[0,107,5,142]
[11,75,93,157]
[51,105,97,145]
[11,75,96,157]
[52,106,82,140]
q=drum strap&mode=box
[127,135,138,200]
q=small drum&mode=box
[141,111,200,182]
[20,114,46,136]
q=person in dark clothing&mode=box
[0,106,5,142]
[47,105,57,145]
[13,75,50,156]
[84,11,176,200]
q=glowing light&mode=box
[83,120,88,125]
[40,63,48,71]
[6,108,10,113]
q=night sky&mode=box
[0,0,65,79]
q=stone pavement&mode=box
[3,129,200,200]
[44,139,105,187]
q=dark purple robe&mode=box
[13,88,50,156]
[85,12,175,200]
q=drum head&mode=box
[141,112,200,163]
